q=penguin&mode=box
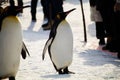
[0,6,30,80]
[42,8,76,74]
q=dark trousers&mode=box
[96,0,116,37]
[9,0,23,7]
[99,9,116,37]
[114,11,120,51]
[9,0,23,12]
[95,22,106,39]
[18,0,23,7]
[115,11,120,39]
[31,0,38,19]
[50,0,63,20]
[89,0,96,6]
[43,0,63,20]
[31,0,63,20]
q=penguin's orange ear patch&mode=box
[57,14,60,19]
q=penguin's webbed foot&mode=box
[63,67,75,74]
[58,69,64,74]
[64,71,75,74]
[58,67,75,74]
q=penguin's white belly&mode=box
[51,20,73,69]
[0,16,22,78]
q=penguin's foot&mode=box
[58,69,64,74]
[58,70,75,74]
[63,70,75,74]
[63,67,75,74]
[9,76,15,80]
[58,67,75,74]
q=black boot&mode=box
[99,38,105,45]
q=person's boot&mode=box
[42,20,54,30]
[42,16,48,28]
[99,38,105,45]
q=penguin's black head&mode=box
[56,8,76,20]
[0,5,30,31]
[3,5,30,16]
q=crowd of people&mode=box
[89,0,120,58]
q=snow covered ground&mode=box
[5,0,120,80]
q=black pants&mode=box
[9,0,23,7]
[9,0,23,12]
[98,8,116,38]
[96,0,116,37]
[113,11,120,51]
[31,0,63,20]
[31,0,38,17]
[95,22,106,39]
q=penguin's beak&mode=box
[16,5,30,12]
[64,8,76,16]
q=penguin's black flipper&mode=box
[21,48,26,59]
[21,42,30,59]
[42,38,53,60]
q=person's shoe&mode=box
[106,37,112,43]
[102,43,117,52]
[43,24,51,30]
[99,38,105,45]
[42,18,48,28]
[42,20,54,30]
[102,46,109,50]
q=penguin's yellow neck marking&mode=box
[2,16,20,29]
[5,16,19,21]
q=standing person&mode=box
[114,0,120,58]
[42,0,64,30]
[30,0,64,30]
[31,0,38,22]
[89,0,106,45]
[30,0,49,22]
[96,0,117,51]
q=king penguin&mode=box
[42,8,76,74]
[0,6,30,80]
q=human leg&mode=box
[31,0,38,21]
